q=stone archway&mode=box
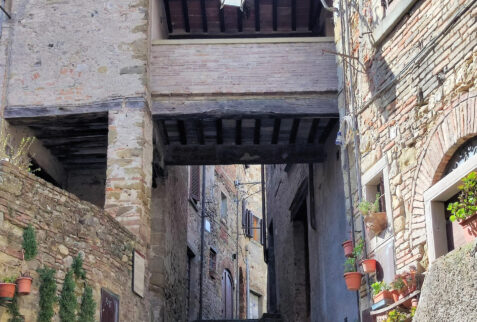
[409,91,477,248]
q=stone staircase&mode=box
[196,313,283,322]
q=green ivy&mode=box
[72,254,86,280]
[37,267,57,322]
[59,270,77,322]
[447,171,477,222]
[22,224,37,261]
[7,292,24,322]
[78,284,96,322]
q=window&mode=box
[243,208,264,245]
[220,192,228,219]
[189,166,200,203]
[100,289,119,322]
[209,248,217,277]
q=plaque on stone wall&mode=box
[133,249,145,297]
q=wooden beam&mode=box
[177,120,187,145]
[200,0,208,32]
[291,0,297,31]
[272,0,278,31]
[307,118,320,144]
[255,0,260,31]
[164,143,326,165]
[181,0,190,33]
[310,1,322,31]
[219,3,225,32]
[216,119,223,144]
[271,118,281,144]
[196,120,205,145]
[237,8,243,32]
[308,163,316,230]
[318,118,337,143]
[308,0,315,31]
[164,0,173,33]
[289,119,300,144]
[152,94,338,119]
[254,119,261,145]
[161,120,170,145]
[235,119,242,145]
[153,121,167,169]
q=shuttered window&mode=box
[189,166,200,202]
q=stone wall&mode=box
[150,40,338,95]
[332,0,477,317]
[0,161,149,321]
[5,0,148,107]
[265,127,359,322]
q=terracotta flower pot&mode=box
[16,277,33,295]
[373,290,393,303]
[343,272,363,291]
[361,259,377,273]
[342,240,353,257]
[0,283,16,299]
[391,290,399,302]
[458,213,477,242]
[364,211,388,235]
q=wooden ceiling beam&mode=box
[219,4,225,32]
[308,0,315,31]
[254,119,261,145]
[255,0,260,31]
[307,118,320,144]
[216,119,223,144]
[272,0,278,31]
[291,0,297,31]
[196,120,205,145]
[181,0,190,32]
[318,118,338,143]
[271,118,281,144]
[200,0,208,32]
[235,119,242,145]
[289,119,300,144]
[164,143,327,165]
[164,0,173,33]
[237,8,243,32]
[177,120,187,145]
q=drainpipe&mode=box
[235,183,240,319]
[245,248,250,319]
[198,165,206,320]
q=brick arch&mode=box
[410,91,477,241]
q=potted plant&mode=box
[361,258,377,273]
[390,275,407,302]
[16,272,33,295]
[386,309,410,322]
[447,171,477,240]
[360,194,388,235]
[342,240,353,257]
[371,281,393,303]
[0,276,17,300]
[343,257,363,291]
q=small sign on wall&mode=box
[133,249,145,297]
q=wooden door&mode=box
[100,289,119,322]
[222,270,233,318]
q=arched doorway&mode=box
[222,269,233,318]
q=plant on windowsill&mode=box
[390,275,407,302]
[371,281,393,304]
[0,276,18,300]
[343,257,363,291]
[447,171,477,239]
[359,193,388,235]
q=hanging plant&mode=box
[7,291,24,322]
[72,254,86,280]
[78,284,96,322]
[22,225,37,261]
[37,267,57,322]
[59,270,77,322]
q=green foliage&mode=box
[344,257,356,273]
[391,276,405,291]
[447,171,477,222]
[411,306,417,317]
[2,276,17,283]
[72,254,86,280]
[78,284,96,322]
[358,193,382,216]
[373,193,382,213]
[371,281,390,296]
[22,224,37,261]
[352,238,364,259]
[59,270,77,322]
[7,292,24,322]
[386,309,408,322]
[37,267,57,322]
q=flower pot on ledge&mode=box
[458,213,477,242]
[373,290,393,304]
[343,272,363,291]
[16,277,33,295]
[361,259,377,273]
[342,240,353,257]
[0,283,16,300]
[364,212,387,235]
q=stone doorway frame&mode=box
[423,153,477,264]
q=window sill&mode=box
[372,0,419,46]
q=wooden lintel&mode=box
[164,143,326,165]
[152,94,338,119]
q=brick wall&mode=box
[0,161,149,321]
[5,0,148,107]
[150,40,338,95]
[333,0,477,316]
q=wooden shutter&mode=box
[247,211,253,238]
[242,201,247,228]
[189,166,200,202]
[260,219,265,245]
